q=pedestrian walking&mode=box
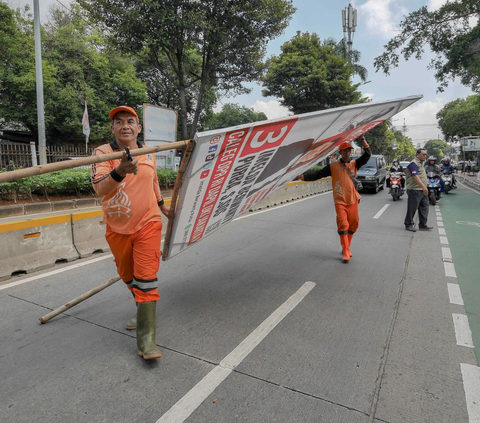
[404,148,432,232]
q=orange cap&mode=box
[339,142,354,151]
[109,106,139,122]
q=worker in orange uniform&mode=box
[298,137,371,263]
[91,106,171,360]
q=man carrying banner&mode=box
[91,105,171,360]
[298,137,371,263]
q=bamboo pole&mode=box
[162,139,196,261]
[0,140,189,183]
[39,276,121,324]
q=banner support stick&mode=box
[162,139,196,261]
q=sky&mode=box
[6,0,476,147]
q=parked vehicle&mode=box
[427,172,442,205]
[389,172,404,201]
[352,155,387,193]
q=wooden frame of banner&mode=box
[0,140,190,183]
[39,276,121,324]
[162,138,196,261]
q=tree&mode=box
[373,1,480,92]
[261,31,366,114]
[322,37,368,82]
[204,103,267,130]
[79,0,296,140]
[424,139,447,159]
[359,121,415,162]
[0,4,147,145]
[436,95,480,141]
[42,6,147,144]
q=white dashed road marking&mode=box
[461,363,480,422]
[447,283,464,306]
[453,314,475,348]
[156,282,316,423]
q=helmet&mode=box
[393,158,399,165]
[428,155,436,162]
[443,157,450,164]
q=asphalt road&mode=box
[1,185,478,423]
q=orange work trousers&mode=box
[334,202,359,236]
[106,220,162,303]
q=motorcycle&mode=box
[442,171,455,194]
[389,172,404,201]
[427,172,442,205]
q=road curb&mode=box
[456,175,480,192]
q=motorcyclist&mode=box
[387,158,405,192]
[424,155,445,198]
[440,157,457,187]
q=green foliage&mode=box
[362,122,415,162]
[262,31,366,114]
[204,103,268,130]
[322,37,368,82]
[424,139,447,159]
[0,3,147,144]
[373,1,480,92]
[79,0,296,139]
[156,169,178,189]
[0,166,178,202]
[436,95,480,141]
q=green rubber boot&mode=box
[136,302,162,360]
[125,292,137,330]
[125,311,137,330]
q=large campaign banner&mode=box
[165,95,422,259]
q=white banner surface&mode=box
[165,95,422,259]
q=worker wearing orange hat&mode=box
[91,105,171,360]
[298,136,371,262]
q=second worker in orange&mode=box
[299,137,371,263]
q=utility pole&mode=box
[402,118,407,137]
[33,0,47,165]
[342,3,357,65]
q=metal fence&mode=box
[0,142,93,169]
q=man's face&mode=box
[417,150,428,162]
[340,148,353,162]
[111,111,142,145]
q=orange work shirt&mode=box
[91,141,163,235]
[330,160,361,205]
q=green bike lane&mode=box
[439,181,480,364]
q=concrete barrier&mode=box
[0,215,79,281]
[250,179,332,211]
[71,211,109,258]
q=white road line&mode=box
[235,192,330,220]
[438,228,446,235]
[458,180,480,195]
[156,281,316,423]
[447,283,464,306]
[437,216,443,221]
[438,221,444,227]
[373,204,389,219]
[440,236,449,245]
[0,254,113,291]
[461,363,480,422]
[453,314,475,348]
[442,247,452,260]
[444,262,457,278]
